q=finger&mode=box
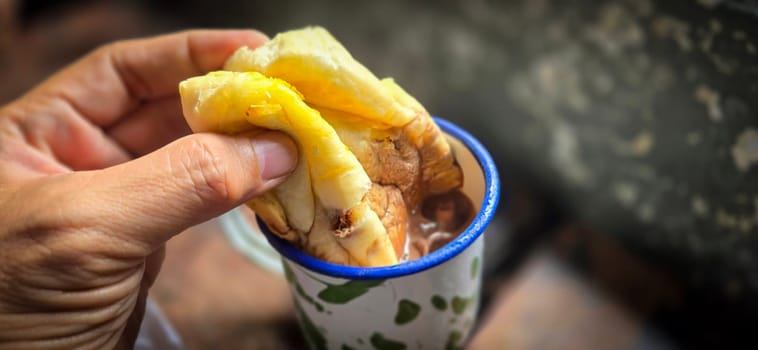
[2,98,132,171]
[80,131,297,249]
[0,140,71,182]
[106,96,191,156]
[31,29,268,128]
[51,112,133,170]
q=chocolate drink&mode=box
[402,189,475,261]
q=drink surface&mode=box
[403,189,475,261]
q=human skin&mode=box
[0,30,297,349]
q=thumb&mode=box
[84,130,297,248]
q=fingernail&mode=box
[253,132,297,180]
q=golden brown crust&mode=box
[246,193,300,243]
[365,184,408,259]
[403,112,463,196]
[366,134,421,205]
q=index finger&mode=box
[30,30,268,127]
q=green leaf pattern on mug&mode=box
[394,299,421,325]
[451,296,472,315]
[282,252,484,349]
[293,299,328,350]
[370,332,407,350]
[282,259,296,283]
[445,330,463,350]
[431,295,448,311]
[470,257,480,280]
[317,279,385,304]
[296,283,325,312]
[283,261,325,312]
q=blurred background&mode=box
[2,0,757,349]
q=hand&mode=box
[0,30,297,349]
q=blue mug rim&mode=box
[259,117,501,280]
